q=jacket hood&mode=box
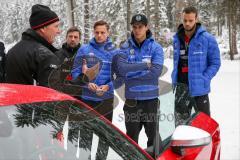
[62,42,81,55]
[175,23,205,38]
[89,37,111,48]
[89,37,116,52]
[22,28,58,53]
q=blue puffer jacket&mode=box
[72,38,117,101]
[113,31,164,100]
[171,25,221,96]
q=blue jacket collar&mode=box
[89,37,112,48]
[175,23,206,39]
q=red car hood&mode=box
[0,84,75,106]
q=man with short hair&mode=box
[56,26,81,64]
[6,4,60,87]
[72,20,117,159]
[72,20,116,121]
[172,6,221,126]
[49,26,98,95]
[112,14,164,153]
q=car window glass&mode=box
[159,83,196,141]
[159,90,175,141]
[0,101,149,160]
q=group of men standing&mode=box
[2,4,221,156]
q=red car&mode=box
[0,84,220,160]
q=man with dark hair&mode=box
[6,4,60,86]
[49,26,98,95]
[0,42,6,82]
[71,20,117,159]
[56,26,81,64]
[172,6,221,126]
[112,14,164,154]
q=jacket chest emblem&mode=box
[174,42,178,49]
[104,43,116,51]
[64,57,69,62]
[130,49,135,55]
[89,52,95,56]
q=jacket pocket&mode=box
[190,74,205,92]
[202,74,210,88]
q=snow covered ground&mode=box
[112,58,240,160]
[210,59,240,160]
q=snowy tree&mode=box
[0,0,238,59]
[225,0,239,60]
[152,0,168,42]
[83,0,90,43]
[2,1,32,43]
[165,0,175,30]
[126,0,132,38]
[66,0,75,27]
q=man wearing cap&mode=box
[6,4,61,86]
[112,14,164,150]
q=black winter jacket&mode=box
[0,42,6,82]
[49,42,88,96]
[54,43,80,84]
[55,42,80,64]
[6,29,60,87]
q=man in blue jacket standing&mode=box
[72,20,116,121]
[72,20,116,159]
[112,14,164,152]
[172,6,221,126]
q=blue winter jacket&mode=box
[72,38,116,101]
[171,25,221,96]
[112,32,164,100]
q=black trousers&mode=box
[123,98,161,147]
[174,83,210,126]
[79,98,114,160]
[80,98,113,121]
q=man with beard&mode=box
[6,4,60,87]
[172,6,221,126]
[49,27,99,95]
[56,26,81,65]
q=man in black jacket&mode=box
[49,26,99,95]
[6,4,60,87]
[0,42,6,82]
[56,26,81,64]
[54,27,82,85]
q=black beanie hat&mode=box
[30,4,59,30]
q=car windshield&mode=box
[159,83,197,141]
[0,100,149,160]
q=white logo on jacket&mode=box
[49,64,58,69]
[193,51,203,55]
[89,52,95,56]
